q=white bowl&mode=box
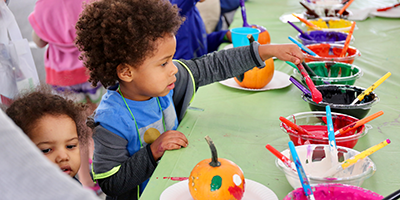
[276,144,376,189]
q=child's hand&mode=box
[150,130,188,161]
[259,44,304,65]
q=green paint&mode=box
[210,175,222,191]
[299,62,361,86]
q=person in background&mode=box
[75,0,303,199]
[170,0,231,59]
[28,0,103,194]
[5,85,88,183]
[215,0,242,31]
[0,108,100,200]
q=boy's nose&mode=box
[171,63,178,76]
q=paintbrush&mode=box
[337,0,354,16]
[289,141,316,200]
[266,144,297,172]
[302,61,317,77]
[288,36,319,57]
[323,139,391,177]
[292,13,320,30]
[287,21,313,40]
[287,61,323,103]
[326,105,338,166]
[300,1,320,18]
[335,111,384,136]
[279,116,313,135]
[350,72,391,105]
[340,22,356,57]
[290,76,312,97]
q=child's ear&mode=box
[117,63,134,82]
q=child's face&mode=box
[125,33,178,101]
[29,114,81,178]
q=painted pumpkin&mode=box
[189,136,245,200]
[234,58,275,89]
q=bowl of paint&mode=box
[304,18,354,33]
[280,111,368,148]
[276,144,376,189]
[302,85,379,119]
[301,1,347,19]
[283,183,383,200]
[297,30,353,46]
[293,61,363,85]
[303,43,360,64]
[304,9,351,19]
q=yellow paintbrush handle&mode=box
[356,72,391,101]
[341,139,391,169]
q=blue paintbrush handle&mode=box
[326,105,337,150]
[288,36,319,57]
[288,141,314,199]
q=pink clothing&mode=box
[28,0,90,86]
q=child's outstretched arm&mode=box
[258,44,303,65]
[150,130,189,161]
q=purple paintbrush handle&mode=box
[290,76,312,97]
[240,0,250,27]
[287,21,313,40]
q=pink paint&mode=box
[228,185,244,200]
[283,184,383,200]
[163,177,188,181]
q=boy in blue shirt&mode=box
[75,0,303,199]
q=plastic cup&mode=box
[280,111,368,148]
[293,61,363,85]
[277,145,376,189]
[283,183,383,199]
[231,27,260,47]
[301,85,379,119]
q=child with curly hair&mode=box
[75,0,303,199]
[5,85,89,183]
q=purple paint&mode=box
[283,183,383,200]
[298,30,349,46]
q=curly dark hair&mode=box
[75,0,184,88]
[5,85,89,145]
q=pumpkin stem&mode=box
[205,136,221,167]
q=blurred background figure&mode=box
[170,0,231,59]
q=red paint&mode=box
[304,43,358,64]
[163,177,188,181]
[282,114,364,148]
[228,185,244,200]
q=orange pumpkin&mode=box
[234,58,275,89]
[189,136,245,200]
[252,26,271,45]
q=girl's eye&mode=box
[41,149,51,154]
[161,61,168,67]
[67,145,77,149]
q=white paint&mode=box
[233,174,242,186]
[277,144,375,189]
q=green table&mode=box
[141,0,400,199]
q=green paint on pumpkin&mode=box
[236,74,245,82]
[210,175,222,191]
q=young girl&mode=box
[5,85,89,182]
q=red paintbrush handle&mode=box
[340,22,356,57]
[279,116,311,135]
[266,144,295,169]
[377,3,400,11]
[297,63,323,103]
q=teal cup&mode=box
[231,27,260,47]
